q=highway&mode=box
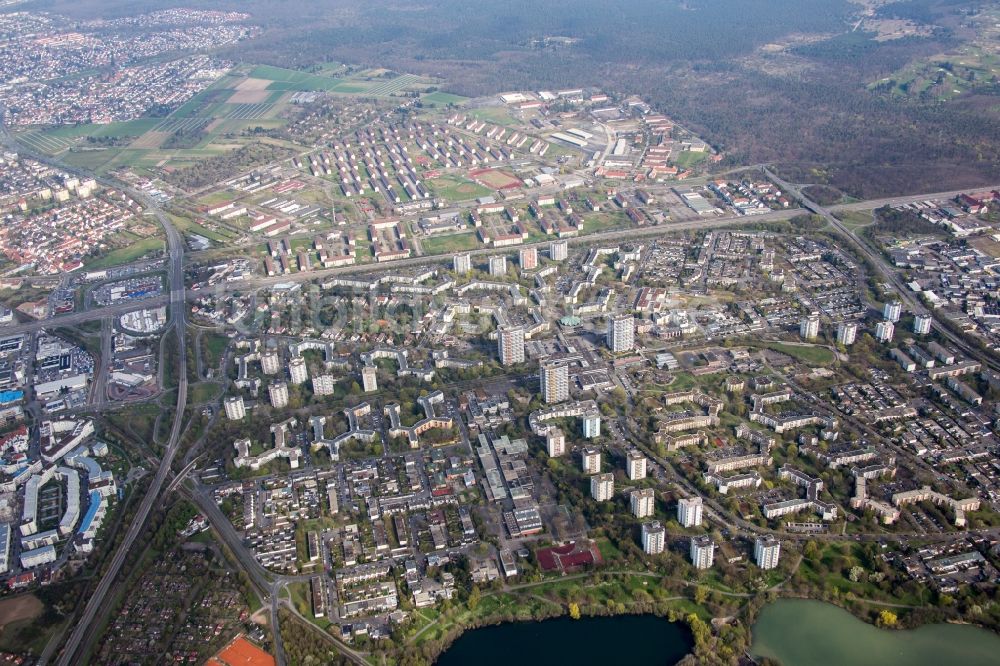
[53,199,190,666]
[6,105,1000,661]
[765,168,1000,375]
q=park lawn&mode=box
[760,342,836,366]
[421,232,480,255]
[595,537,622,561]
[84,237,165,270]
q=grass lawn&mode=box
[468,107,517,127]
[189,381,222,404]
[421,232,480,255]
[249,65,344,92]
[422,91,469,107]
[40,119,161,140]
[84,237,165,270]
[201,332,230,369]
[426,175,492,202]
[674,151,710,168]
[168,214,234,243]
[836,210,875,231]
[760,341,836,365]
[104,403,160,444]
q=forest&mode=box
[41,0,1000,197]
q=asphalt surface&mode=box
[54,200,189,666]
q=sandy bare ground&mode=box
[130,130,169,149]
[0,594,43,631]
[234,77,271,91]
[227,89,270,104]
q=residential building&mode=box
[631,488,655,518]
[583,411,601,438]
[261,350,281,375]
[312,374,336,396]
[875,320,894,343]
[497,326,526,366]
[591,473,614,501]
[690,536,715,569]
[799,313,819,341]
[836,321,857,346]
[581,447,601,474]
[546,428,565,457]
[607,314,635,353]
[642,521,665,555]
[549,240,568,261]
[519,247,538,270]
[362,366,378,393]
[754,535,781,570]
[884,300,902,323]
[289,356,308,385]
[677,496,703,528]
[453,253,472,274]
[223,396,246,421]
[914,314,932,335]
[626,451,647,480]
[489,256,507,277]
[268,381,289,409]
[540,359,570,403]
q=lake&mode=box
[435,614,693,665]
[752,598,1000,666]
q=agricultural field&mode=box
[15,63,441,177]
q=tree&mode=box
[694,586,709,605]
[468,585,481,611]
[568,602,581,619]
[877,609,898,628]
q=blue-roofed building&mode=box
[0,390,23,405]
[78,490,105,540]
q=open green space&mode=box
[421,232,480,255]
[422,91,469,107]
[249,64,346,91]
[674,151,710,168]
[759,341,836,366]
[427,175,493,201]
[83,237,165,270]
[836,210,875,231]
[189,381,222,404]
[468,107,517,126]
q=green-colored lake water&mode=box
[752,598,1000,666]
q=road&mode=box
[765,167,1000,375]
[0,178,996,342]
[53,199,190,666]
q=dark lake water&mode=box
[435,614,693,666]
